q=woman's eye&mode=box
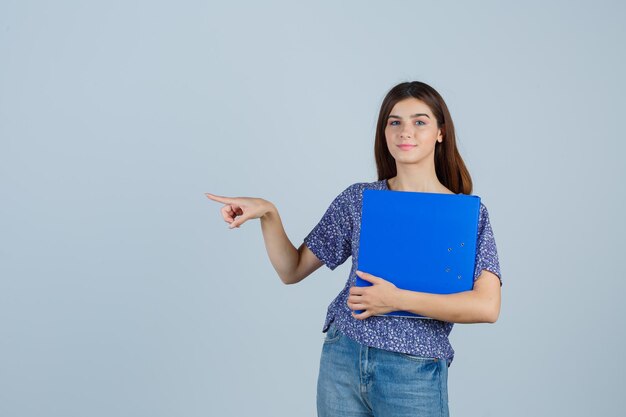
[389,120,425,126]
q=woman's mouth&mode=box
[398,145,416,151]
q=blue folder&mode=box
[355,189,481,319]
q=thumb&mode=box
[356,270,374,281]
[229,214,250,229]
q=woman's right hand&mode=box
[204,193,274,229]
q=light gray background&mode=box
[1,1,624,416]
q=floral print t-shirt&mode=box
[303,179,502,367]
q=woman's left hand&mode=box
[348,270,401,320]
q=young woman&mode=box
[205,81,502,417]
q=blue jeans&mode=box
[317,321,450,417]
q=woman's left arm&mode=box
[395,270,501,323]
[349,270,501,324]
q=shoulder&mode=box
[325,183,364,212]
[334,182,360,200]
[329,181,382,210]
[476,201,498,237]
[479,201,496,220]
[338,180,381,197]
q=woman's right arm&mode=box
[260,205,323,285]
[205,193,323,285]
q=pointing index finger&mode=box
[205,193,233,204]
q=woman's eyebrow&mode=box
[388,113,431,119]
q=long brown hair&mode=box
[374,81,473,195]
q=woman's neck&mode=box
[387,176,450,194]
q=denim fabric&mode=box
[317,322,450,417]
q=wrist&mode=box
[261,201,277,220]
[391,287,405,311]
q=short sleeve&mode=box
[303,184,355,271]
[473,203,502,286]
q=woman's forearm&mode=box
[394,289,494,324]
[259,203,300,285]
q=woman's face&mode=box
[384,97,443,164]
